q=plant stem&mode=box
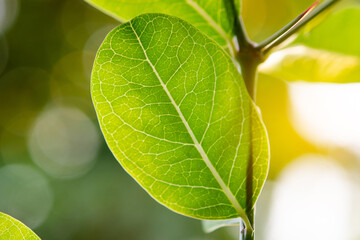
[237,52,260,100]
[237,50,259,240]
[229,1,261,240]
[240,218,255,240]
[228,1,341,240]
[256,0,320,52]
[228,0,252,51]
[257,0,340,54]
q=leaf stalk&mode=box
[256,0,340,54]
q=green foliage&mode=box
[261,7,360,83]
[91,13,269,226]
[295,7,360,57]
[87,0,359,237]
[0,212,40,240]
[85,0,240,55]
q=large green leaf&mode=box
[0,212,40,240]
[91,14,269,225]
[261,7,360,83]
[85,0,240,56]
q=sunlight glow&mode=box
[28,106,100,178]
[267,155,353,240]
[0,0,18,34]
[0,164,53,229]
[289,82,360,156]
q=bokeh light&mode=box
[0,37,8,75]
[28,106,100,178]
[289,82,360,156]
[0,0,359,239]
[0,164,53,229]
[83,25,116,78]
[0,0,18,34]
[50,52,90,101]
[267,155,354,240]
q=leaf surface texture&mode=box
[0,212,40,240]
[91,14,269,221]
[85,0,241,55]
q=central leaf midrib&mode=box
[129,20,249,224]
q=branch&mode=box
[228,0,252,51]
[257,0,340,54]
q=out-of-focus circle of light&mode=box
[0,164,53,229]
[50,51,90,102]
[253,181,275,240]
[267,155,353,240]
[0,37,8,75]
[28,106,100,179]
[0,0,18,34]
[289,82,360,156]
[83,25,115,79]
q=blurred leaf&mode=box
[202,218,240,233]
[261,7,360,83]
[91,14,269,225]
[260,45,360,83]
[0,212,40,240]
[295,7,360,57]
[85,0,240,55]
[255,74,317,178]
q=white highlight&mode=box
[267,155,353,240]
[289,82,360,156]
[28,106,100,178]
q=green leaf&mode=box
[0,212,40,240]
[202,218,240,233]
[91,14,269,227]
[295,7,360,57]
[261,7,360,83]
[85,0,240,56]
[260,45,360,83]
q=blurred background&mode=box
[0,0,359,239]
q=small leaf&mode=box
[261,7,360,83]
[0,212,40,240]
[85,0,241,56]
[202,218,241,233]
[91,14,269,226]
